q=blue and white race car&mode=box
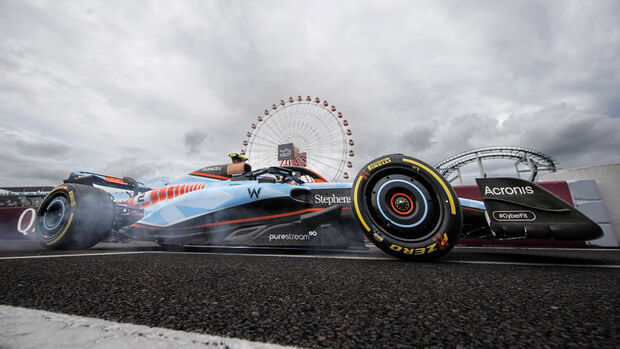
[35,153,602,261]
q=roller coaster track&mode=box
[434,146,557,183]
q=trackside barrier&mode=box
[0,207,38,240]
[542,163,620,247]
[564,180,617,247]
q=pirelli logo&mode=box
[367,157,391,171]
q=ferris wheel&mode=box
[242,96,354,181]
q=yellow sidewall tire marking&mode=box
[40,186,68,206]
[353,176,370,232]
[46,212,74,245]
[402,158,456,215]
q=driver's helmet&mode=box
[228,153,248,163]
[257,174,278,184]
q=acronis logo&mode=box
[484,186,534,196]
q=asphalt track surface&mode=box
[1,241,619,348]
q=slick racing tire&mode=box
[36,183,115,250]
[351,154,462,261]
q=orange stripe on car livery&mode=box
[127,183,206,209]
[104,176,127,184]
[189,172,230,180]
[462,206,485,213]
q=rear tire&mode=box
[36,184,115,249]
[351,154,462,261]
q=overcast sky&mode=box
[1,0,619,186]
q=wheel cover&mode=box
[365,171,443,242]
[39,196,69,241]
[390,193,414,215]
[376,179,428,228]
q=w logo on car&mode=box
[248,188,261,199]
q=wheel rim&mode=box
[376,179,428,228]
[39,195,70,241]
[365,170,443,242]
[390,193,414,215]
[43,198,65,230]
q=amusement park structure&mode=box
[435,146,558,184]
[241,96,354,181]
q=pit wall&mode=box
[541,163,620,247]
[0,207,37,240]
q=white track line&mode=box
[1,250,619,268]
[0,251,395,262]
[0,251,148,260]
[441,260,620,269]
[455,246,620,252]
[0,305,294,349]
[170,251,620,268]
[152,250,397,261]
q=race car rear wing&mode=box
[64,171,151,196]
[476,177,603,241]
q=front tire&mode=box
[36,184,115,249]
[351,154,462,261]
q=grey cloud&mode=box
[184,129,209,154]
[423,104,620,183]
[0,152,67,186]
[101,158,171,181]
[505,105,620,167]
[0,1,618,185]
[398,124,438,152]
[1,128,71,159]
[13,139,71,158]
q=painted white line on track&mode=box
[0,305,295,349]
[455,246,620,252]
[0,251,149,260]
[151,250,397,261]
[441,260,620,269]
[171,251,620,268]
[2,250,619,268]
[0,250,395,262]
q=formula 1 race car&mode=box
[35,154,602,261]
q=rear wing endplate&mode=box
[64,171,151,195]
